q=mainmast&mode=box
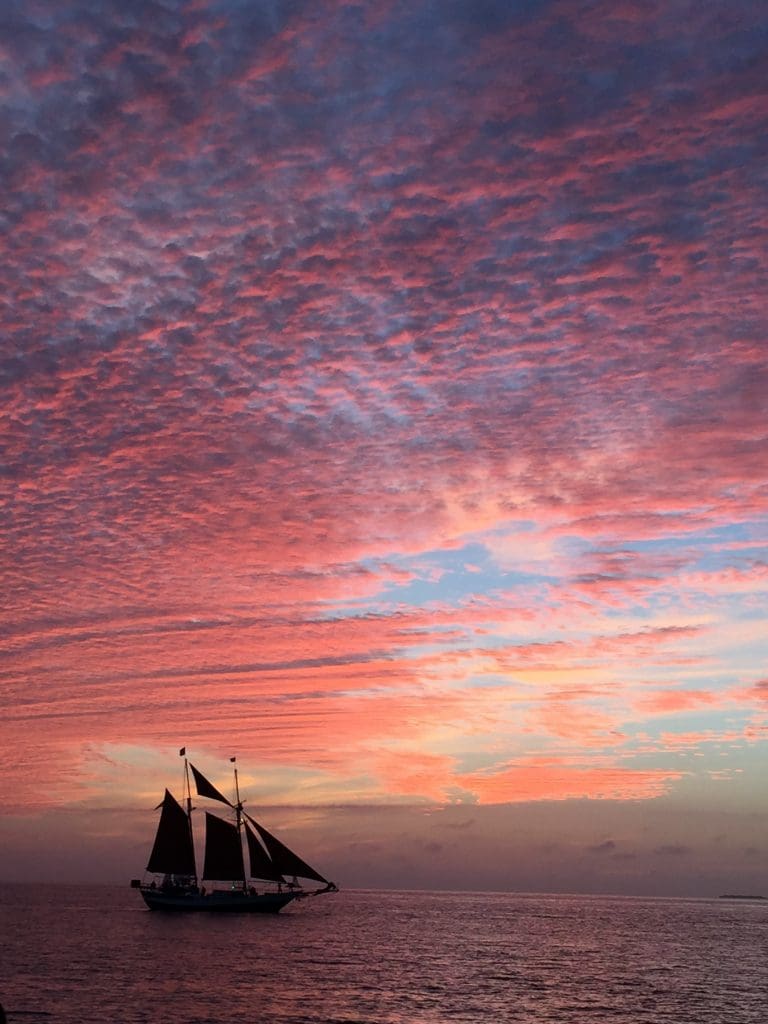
[180,747,198,887]
[231,756,247,890]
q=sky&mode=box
[1,0,766,896]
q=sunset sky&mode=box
[1,0,766,896]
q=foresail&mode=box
[190,763,232,806]
[246,813,329,884]
[147,789,196,876]
[245,822,286,883]
[202,812,245,882]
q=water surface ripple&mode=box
[1,886,766,1023]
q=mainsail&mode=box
[202,812,245,882]
[147,789,196,876]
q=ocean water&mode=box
[1,885,766,1023]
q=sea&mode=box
[1,885,766,1024]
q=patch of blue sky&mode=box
[326,541,553,616]
[458,671,530,689]
[615,518,766,563]
[693,544,768,574]
[735,605,768,622]
[405,544,544,598]
[708,638,768,681]
[393,636,498,664]
[611,749,715,787]
[623,707,754,743]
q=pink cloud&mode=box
[636,689,720,714]
[457,759,685,803]
[0,0,766,879]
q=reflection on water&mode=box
[1,885,766,1023]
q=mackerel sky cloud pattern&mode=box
[1,0,767,889]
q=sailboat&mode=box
[130,752,338,912]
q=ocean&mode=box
[1,885,766,1023]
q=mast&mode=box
[188,757,334,891]
[180,747,198,887]
[232,756,247,890]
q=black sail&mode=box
[202,812,245,881]
[147,789,196,876]
[190,763,232,806]
[245,822,286,883]
[247,814,328,884]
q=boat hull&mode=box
[139,887,299,913]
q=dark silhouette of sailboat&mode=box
[131,751,338,912]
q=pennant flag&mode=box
[179,747,186,756]
[230,756,236,763]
